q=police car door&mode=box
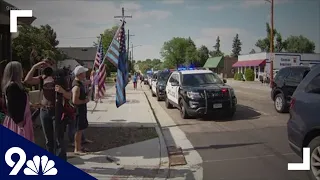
[166,73,175,102]
[171,74,180,104]
[152,73,157,94]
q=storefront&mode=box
[233,52,320,81]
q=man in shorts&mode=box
[72,66,90,155]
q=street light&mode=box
[265,0,274,86]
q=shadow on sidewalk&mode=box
[182,142,263,152]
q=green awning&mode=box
[203,56,224,68]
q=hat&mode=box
[73,65,88,76]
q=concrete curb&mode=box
[143,91,170,180]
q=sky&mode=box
[10,0,320,61]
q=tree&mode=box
[284,35,315,53]
[255,22,285,52]
[12,24,59,70]
[160,37,190,68]
[209,36,224,57]
[197,45,209,67]
[136,58,163,73]
[93,26,119,73]
[185,37,198,65]
[231,34,242,57]
[249,49,256,54]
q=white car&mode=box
[151,72,158,96]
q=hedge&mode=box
[245,69,254,81]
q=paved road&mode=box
[147,83,310,180]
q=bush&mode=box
[234,72,238,80]
[245,69,254,81]
[235,73,243,81]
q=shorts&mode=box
[75,113,88,131]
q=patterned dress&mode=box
[2,92,34,142]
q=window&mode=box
[287,68,309,82]
[275,67,290,80]
[182,73,223,86]
[306,73,320,94]
[169,74,177,83]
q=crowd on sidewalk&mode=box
[0,59,104,161]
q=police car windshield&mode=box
[182,73,223,86]
[158,72,170,82]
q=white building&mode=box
[233,52,320,81]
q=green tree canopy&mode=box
[284,35,315,53]
[12,24,60,70]
[136,58,163,73]
[197,45,209,67]
[231,34,242,57]
[209,36,224,57]
[160,37,193,68]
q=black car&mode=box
[165,70,237,119]
[153,70,172,101]
[271,66,310,113]
[287,64,320,180]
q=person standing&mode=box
[2,61,34,142]
[90,70,95,101]
[24,59,70,160]
[133,73,138,90]
[72,66,90,155]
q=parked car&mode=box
[287,64,320,180]
[143,75,148,84]
[151,70,172,101]
[271,66,310,113]
[165,69,237,119]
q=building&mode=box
[57,59,80,70]
[233,52,320,81]
[0,1,36,62]
[58,47,96,68]
[203,56,237,78]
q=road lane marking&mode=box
[203,153,296,163]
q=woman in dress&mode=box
[2,61,34,142]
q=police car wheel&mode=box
[165,96,173,109]
[179,99,190,119]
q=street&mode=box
[146,81,310,180]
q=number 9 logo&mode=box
[5,147,27,175]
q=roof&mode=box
[203,56,224,68]
[57,59,81,71]
[58,47,96,61]
[232,59,266,67]
[179,70,213,75]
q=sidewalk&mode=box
[68,85,169,179]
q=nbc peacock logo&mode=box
[5,147,58,176]
[24,155,58,175]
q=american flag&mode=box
[94,36,106,97]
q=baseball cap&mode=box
[73,65,88,76]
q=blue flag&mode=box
[115,22,127,108]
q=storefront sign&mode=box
[274,55,300,69]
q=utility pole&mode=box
[131,43,134,72]
[127,29,135,63]
[269,0,274,86]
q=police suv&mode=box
[151,70,172,101]
[165,69,237,119]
